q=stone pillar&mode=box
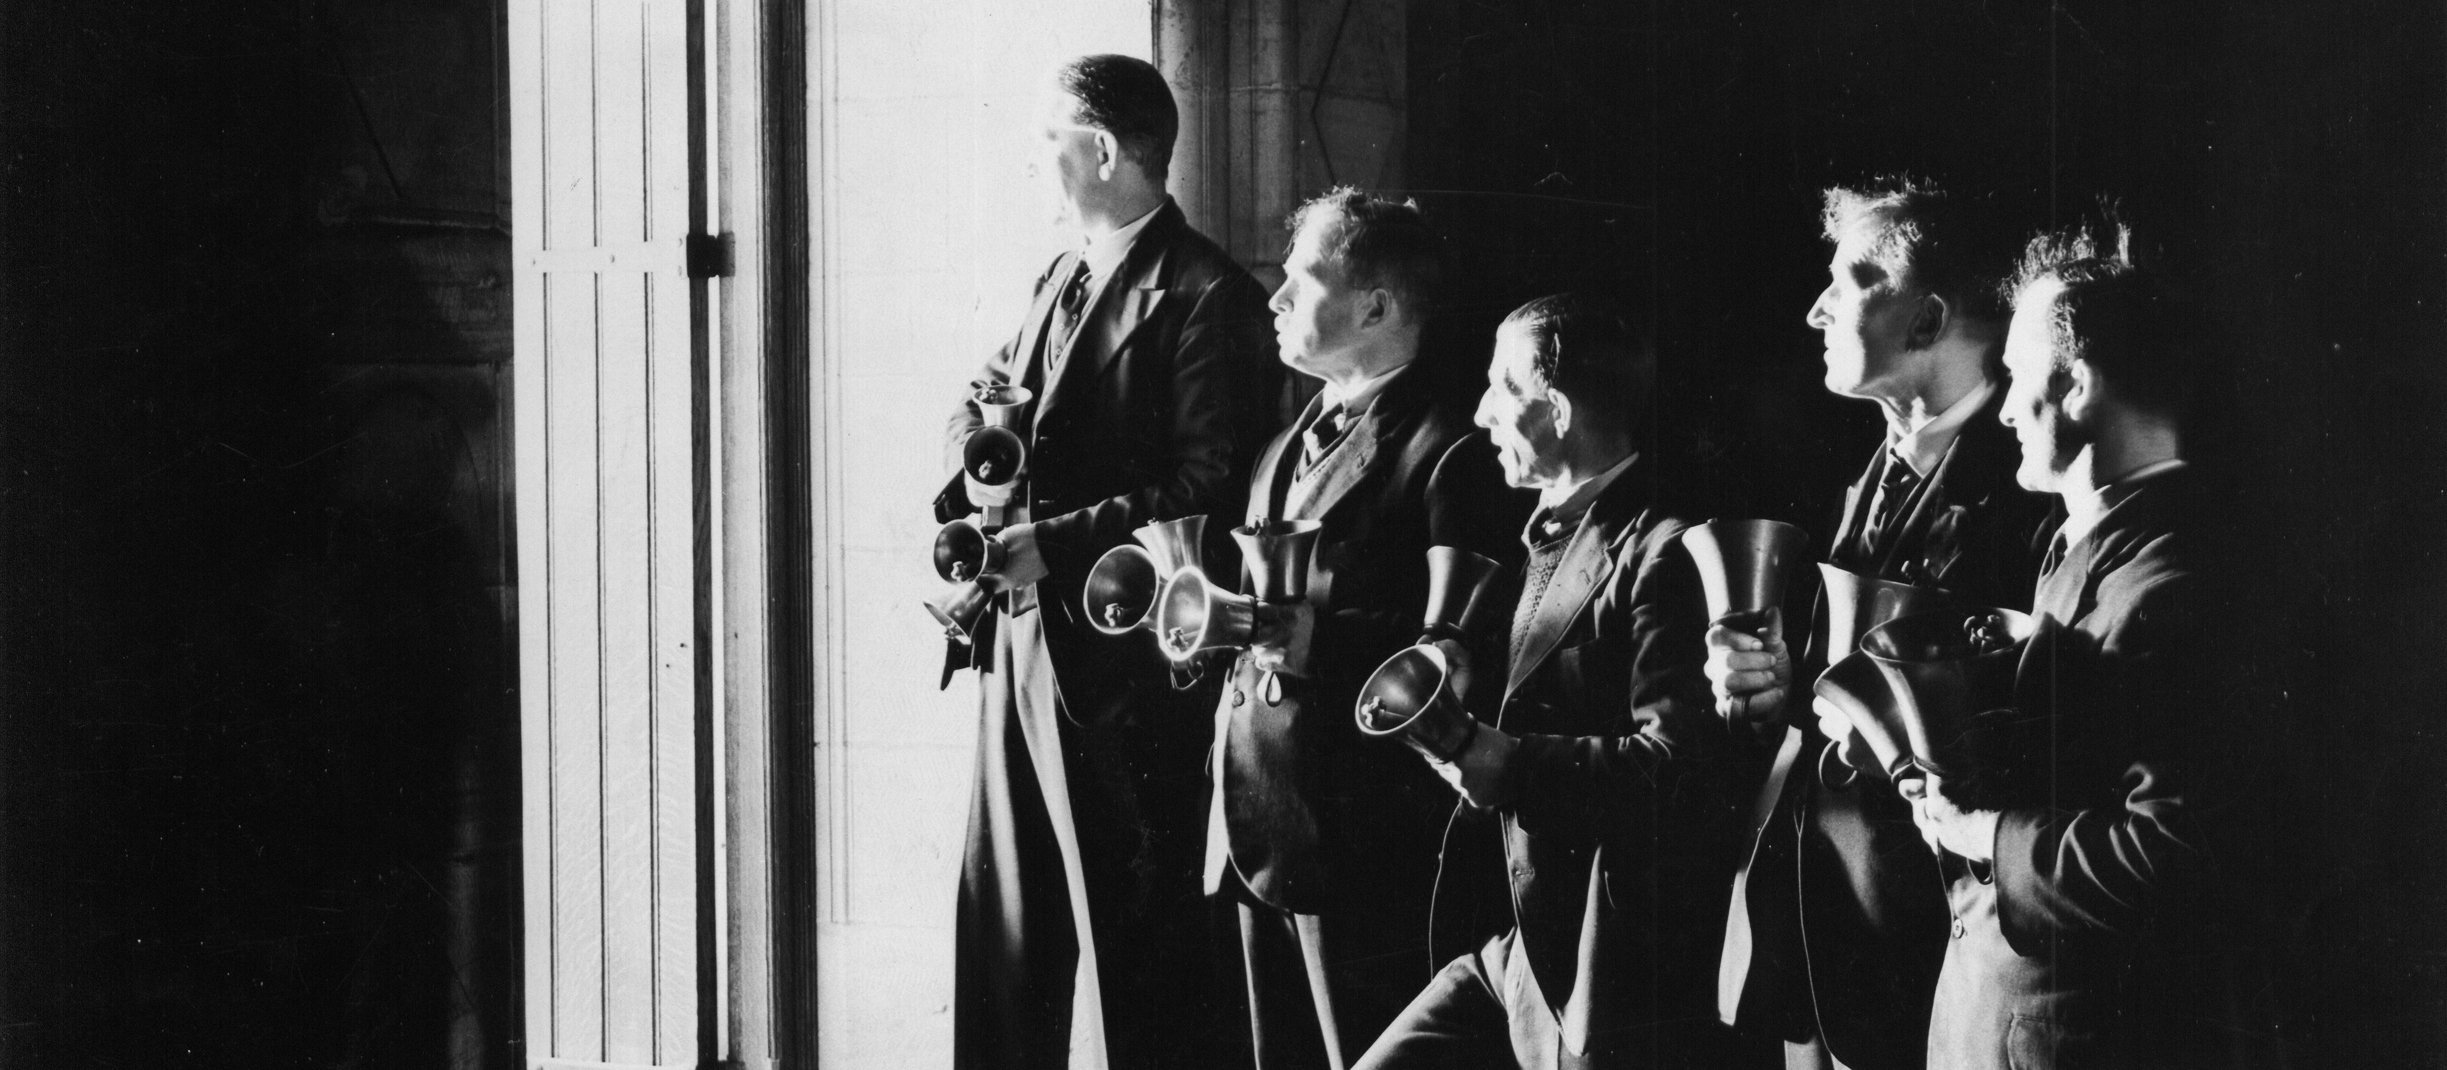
[1156,0,1405,286]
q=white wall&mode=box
[812,4,1151,1066]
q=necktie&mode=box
[1509,512,1573,667]
[1296,403,1349,479]
[1049,258,1092,365]
[1858,450,1921,561]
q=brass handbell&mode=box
[1816,563,1959,665]
[1859,606,2042,779]
[1681,520,1811,635]
[1356,645,1475,761]
[1812,563,1960,772]
[1152,518,1321,662]
[1232,518,1325,603]
[1082,516,1210,635]
[962,426,1027,490]
[924,580,995,646]
[974,384,1034,429]
[1152,566,1258,662]
[933,519,1008,584]
[1356,546,1505,760]
[1813,651,1914,780]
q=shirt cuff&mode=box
[995,522,1051,588]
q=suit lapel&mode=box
[1832,443,1884,559]
[1033,204,1183,435]
[1246,397,1313,527]
[1505,480,1641,699]
[1011,251,1073,402]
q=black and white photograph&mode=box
[0,1,2440,1067]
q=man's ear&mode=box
[1093,130,1121,181]
[1546,389,1574,442]
[1359,288,1392,330]
[2059,357,2101,424]
[1906,292,1952,351]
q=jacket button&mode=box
[1231,689,1245,707]
[1951,918,1966,939]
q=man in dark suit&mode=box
[1900,220,2278,1069]
[938,54,1282,1070]
[1706,180,2055,1070]
[1208,189,1526,1070]
[1357,294,1759,1070]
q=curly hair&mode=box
[2007,214,2192,418]
[1821,176,2026,331]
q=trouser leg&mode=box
[1353,932,1521,1070]
[1240,895,1335,1070]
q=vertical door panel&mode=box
[512,0,706,1066]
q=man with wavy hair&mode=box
[1708,179,2053,1070]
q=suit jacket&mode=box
[1206,367,1527,916]
[1930,465,2278,1070]
[1722,392,2056,1069]
[935,198,1283,721]
[1432,460,1755,1062]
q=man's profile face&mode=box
[1999,282,2083,494]
[1806,226,1921,399]
[1030,90,1104,229]
[1475,326,1569,489]
[1269,223,1369,381]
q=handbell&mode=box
[1816,563,1959,665]
[1422,547,1504,637]
[1083,546,1163,634]
[974,384,1034,430]
[1813,651,1914,781]
[1152,566,1258,662]
[1081,516,1212,635]
[1232,518,1325,604]
[933,519,1008,584]
[962,425,1028,489]
[1135,515,1208,577]
[1860,606,2039,778]
[1354,644,1479,762]
[924,580,995,646]
[1681,520,1810,636]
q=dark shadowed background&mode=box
[2,0,2439,1066]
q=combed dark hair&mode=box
[1821,177,2026,331]
[1055,54,1178,178]
[2007,214,2191,417]
[1500,293,1654,425]
[1285,186,1446,323]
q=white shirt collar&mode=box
[1080,199,1166,286]
[1888,378,1997,477]
[1320,359,1415,419]
[1538,451,1639,517]
[2055,457,2189,551]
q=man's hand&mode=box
[983,523,1049,590]
[1248,602,1316,678]
[1704,607,1790,728]
[1812,696,1879,781]
[1429,722,1518,810]
[1430,638,1475,707]
[964,472,1016,509]
[1897,772,1999,862]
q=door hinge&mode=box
[687,232,736,278]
